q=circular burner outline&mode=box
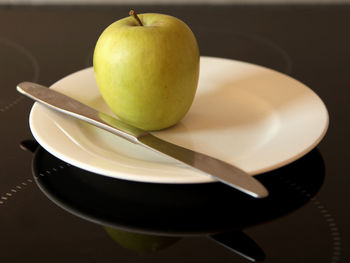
[0,37,40,113]
[84,31,293,75]
[0,178,34,205]
[277,175,342,263]
[193,28,293,75]
[0,162,342,263]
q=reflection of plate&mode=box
[29,56,329,184]
[33,146,325,236]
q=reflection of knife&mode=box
[210,231,265,262]
[17,82,268,198]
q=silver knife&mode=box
[17,82,269,198]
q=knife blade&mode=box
[17,81,269,198]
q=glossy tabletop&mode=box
[0,4,349,263]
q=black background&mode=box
[0,4,349,263]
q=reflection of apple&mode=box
[104,227,181,253]
[93,10,200,130]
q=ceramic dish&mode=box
[29,56,329,184]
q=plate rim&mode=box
[29,56,329,184]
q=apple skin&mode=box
[104,227,181,253]
[93,13,200,131]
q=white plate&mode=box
[29,56,329,184]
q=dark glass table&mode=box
[0,4,349,262]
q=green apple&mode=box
[93,10,200,130]
[104,227,181,253]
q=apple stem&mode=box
[129,10,143,26]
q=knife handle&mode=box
[17,81,269,199]
[17,82,149,143]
